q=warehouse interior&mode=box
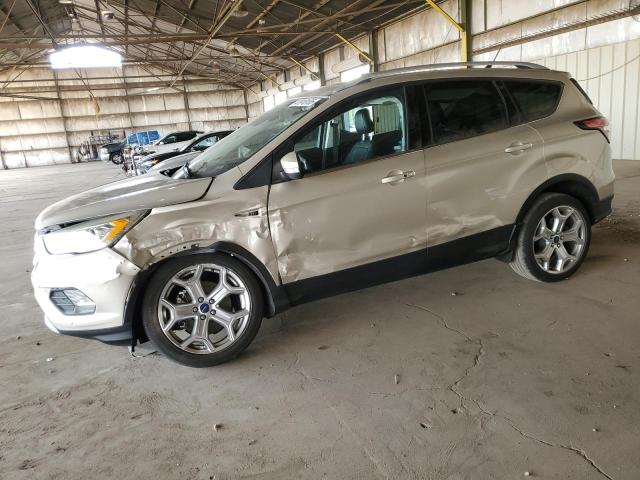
[1,0,639,478]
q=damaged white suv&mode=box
[32,62,614,367]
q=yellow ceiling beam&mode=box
[424,0,469,61]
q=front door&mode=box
[267,87,427,301]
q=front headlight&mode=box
[42,211,147,255]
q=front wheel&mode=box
[510,193,591,282]
[111,152,123,164]
[142,254,264,367]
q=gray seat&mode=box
[344,109,374,165]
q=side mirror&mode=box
[280,151,303,180]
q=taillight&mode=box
[575,116,610,143]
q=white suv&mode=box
[32,62,614,367]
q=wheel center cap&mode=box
[199,303,210,314]
[552,235,561,244]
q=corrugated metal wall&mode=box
[0,66,247,169]
[536,39,640,160]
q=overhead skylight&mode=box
[49,45,122,69]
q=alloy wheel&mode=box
[533,206,587,274]
[157,263,251,354]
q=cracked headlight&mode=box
[42,211,147,255]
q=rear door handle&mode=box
[504,141,533,155]
[381,170,415,185]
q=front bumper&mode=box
[32,235,140,342]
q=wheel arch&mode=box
[516,174,600,225]
[124,242,290,345]
[498,174,599,263]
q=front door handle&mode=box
[381,170,415,185]
[504,141,533,155]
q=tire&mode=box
[142,253,264,367]
[110,152,123,165]
[510,193,591,282]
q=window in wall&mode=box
[340,64,370,83]
[424,80,508,144]
[304,80,321,91]
[287,86,302,97]
[275,90,288,105]
[291,88,406,174]
[503,80,563,123]
[263,95,275,112]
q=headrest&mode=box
[354,108,374,135]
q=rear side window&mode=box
[424,80,508,144]
[176,132,198,142]
[503,80,562,122]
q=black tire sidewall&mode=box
[518,193,591,282]
[142,253,264,367]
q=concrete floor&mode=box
[0,160,639,480]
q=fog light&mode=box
[50,288,96,315]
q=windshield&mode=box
[183,96,326,178]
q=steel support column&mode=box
[424,0,468,62]
[369,29,379,72]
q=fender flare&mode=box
[124,242,290,344]
[515,173,600,225]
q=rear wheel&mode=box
[142,254,264,367]
[510,193,591,282]
[110,152,123,164]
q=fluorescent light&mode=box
[146,87,161,92]
[50,45,122,69]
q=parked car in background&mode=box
[99,141,125,164]
[32,62,614,367]
[147,151,201,175]
[142,130,203,155]
[136,130,233,174]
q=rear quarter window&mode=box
[503,80,563,122]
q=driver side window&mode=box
[293,88,406,174]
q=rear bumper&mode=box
[592,195,613,224]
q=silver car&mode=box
[32,62,614,367]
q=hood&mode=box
[35,174,212,230]
[138,150,177,164]
[148,151,200,174]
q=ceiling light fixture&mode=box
[59,0,73,4]
[232,2,248,17]
[50,45,122,69]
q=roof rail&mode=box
[358,61,548,82]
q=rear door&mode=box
[422,79,547,258]
[268,86,427,295]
